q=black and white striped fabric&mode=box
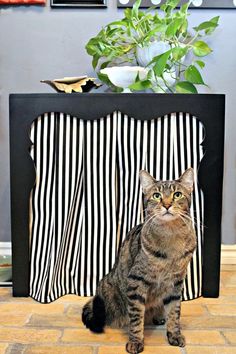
[29,111,204,303]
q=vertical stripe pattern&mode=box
[29,111,204,303]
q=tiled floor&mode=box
[0,265,235,354]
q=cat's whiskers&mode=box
[177,210,205,229]
[144,213,159,234]
[178,214,191,228]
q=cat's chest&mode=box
[150,253,187,275]
[146,264,181,303]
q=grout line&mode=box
[93,346,99,354]
[220,330,231,345]
[180,347,187,354]
[25,313,33,326]
[58,328,65,342]
[63,303,70,315]
[202,304,211,315]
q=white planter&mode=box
[100,66,148,92]
[136,41,171,67]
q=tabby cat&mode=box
[82,168,196,354]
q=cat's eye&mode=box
[173,191,183,199]
[153,192,162,201]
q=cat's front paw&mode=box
[126,340,144,353]
[167,331,186,347]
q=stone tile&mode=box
[24,345,93,354]
[181,303,206,316]
[219,287,236,296]
[222,331,236,344]
[62,328,167,345]
[183,330,225,345]
[0,288,35,303]
[65,302,93,317]
[191,296,236,305]
[62,328,128,344]
[28,313,84,328]
[206,305,236,316]
[142,329,167,345]
[56,296,92,305]
[0,303,65,315]
[221,272,236,287]
[221,265,236,271]
[0,288,11,297]
[98,346,181,354]
[0,289,90,306]
[181,316,236,329]
[0,328,61,343]
[66,305,82,317]
[186,347,236,354]
[0,314,29,326]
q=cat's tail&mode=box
[82,295,106,333]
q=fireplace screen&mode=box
[29,111,204,303]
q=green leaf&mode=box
[92,55,99,69]
[86,38,100,56]
[97,72,114,87]
[124,8,132,20]
[165,0,180,9]
[195,60,205,69]
[193,20,218,33]
[108,20,127,27]
[172,46,188,61]
[100,61,111,70]
[132,0,142,18]
[129,79,152,91]
[166,18,183,37]
[210,15,220,23]
[176,81,198,94]
[184,65,204,84]
[143,24,167,41]
[179,19,188,35]
[152,50,171,77]
[160,3,172,14]
[193,40,212,57]
[180,2,189,13]
[205,16,220,34]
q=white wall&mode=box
[0,3,235,243]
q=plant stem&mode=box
[162,74,174,93]
[153,73,166,93]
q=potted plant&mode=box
[86,0,219,93]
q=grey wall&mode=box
[0,3,235,243]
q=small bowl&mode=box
[0,255,12,282]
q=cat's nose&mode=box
[163,203,171,210]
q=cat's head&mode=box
[139,168,194,222]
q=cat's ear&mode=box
[179,168,194,193]
[139,170,156,194]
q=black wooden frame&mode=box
[9,93,225,298]
[118,0,236,8]
[51,0,106,8]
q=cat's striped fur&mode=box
[82,168,196,353]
